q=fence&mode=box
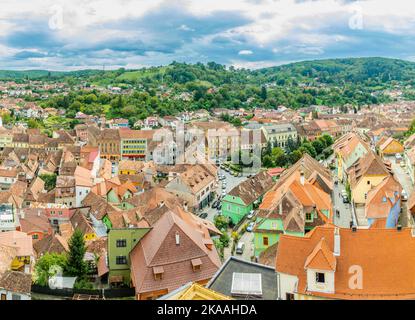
[31,284,135,299]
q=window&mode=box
[32,234,39,240]
[315,272,325,284]
[286,293,295,301]
[306,213,312,221]
[116,239,127,247]
[382,197,387,203]
[367,180,371,185]
[153,266,164,280]
[116,256,127,265]
[263,236,269,246]
[191,258,202,271]
[11,294,21,300]
[1,293,6,300]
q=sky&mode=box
[1,0,415,70]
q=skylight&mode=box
[231,272,262,297]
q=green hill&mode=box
[5,57,415,120]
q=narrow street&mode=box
[389,157,414,226]
[205,169,248,223]
[332,178,353,228]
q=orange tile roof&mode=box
[277,225,415,299]
[365,175,402,220]
[304,237,336,271]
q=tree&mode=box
[265,140,272,156]
[286,136,298,153]
[27,118,43,129]
[33,253,67,286]
[312,139,325,154]
[320,134,334,147]
[260,86,267,101]
[299,143,317,158]
[66,230,88,278]
[289,150,303,164]
[262,154,275,168]
[271,147,284,159]
[271,147,287,166]
[214,215,229,231]
[39,173,57,191]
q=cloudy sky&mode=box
[1,0,415,70]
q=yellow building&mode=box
[118,160,145,175]
[159,282,232,300]
[333,133,369,182]
[348,152,391,205]
[379,137,404,157]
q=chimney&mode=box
[159,201,165,208]
[300,170,305,186]
[397,224,402,231]
[37,210,41,217]
[334,227,340,256]
[175,232,180,245]
[352,225,357,232]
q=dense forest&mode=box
[3,57,415,124]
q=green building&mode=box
[107,227,151,285]
[253,178,332,257]
[253,213,304,257]
[221,171,273,225]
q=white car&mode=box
[246,222,255,232]
[221,190,227,197]
[402,189,408,201]
[247,210,255,219]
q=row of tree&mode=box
[262,134,334,168]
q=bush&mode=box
[219,232,230,248]
[73,277,94,290]
[33,253,67,286]
[214,215,229,230]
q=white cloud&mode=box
[238,50,253,55]
[177,24,195,32]
[2,0,415,69]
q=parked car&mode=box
[246,222,255,232]
[217,204,222,211]
[212,201,219,209]
[235,242,245,254]
[199,212,208,219]
[221,190,226,197]
[342,195,349,204]
[247,210,255,219]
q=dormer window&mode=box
[191,258,202,271]
[382,197,387,203]
[315,272,325,284]
[153,266,164,280]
